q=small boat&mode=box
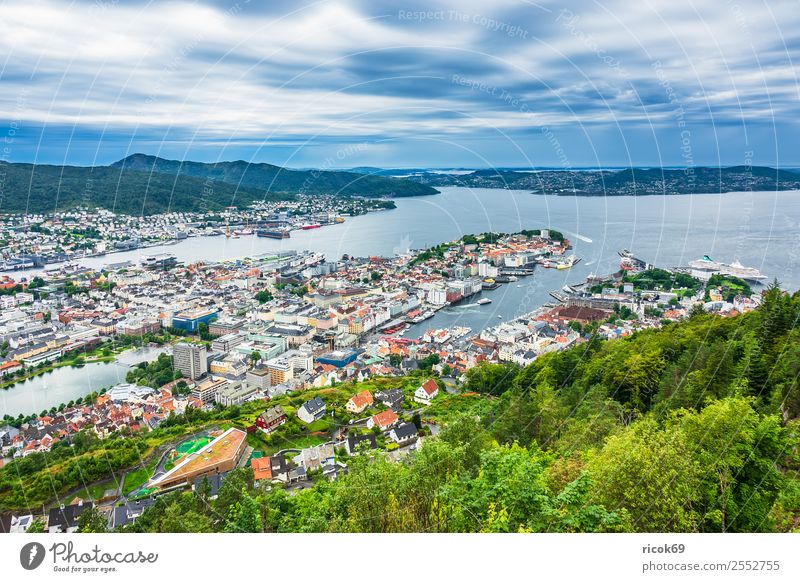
[477,298,492,305]
[301,223,322,230]
[556,254,580,270]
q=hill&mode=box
[111,154,437,199]
[0,156,438,215]
[404,165,800,195]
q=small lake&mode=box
[0,347,168,419]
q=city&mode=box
[0,216,766,531]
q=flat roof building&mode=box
[148,428,248,491]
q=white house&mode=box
[414,378,439,405]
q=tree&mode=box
[224,489,262,532]
[463,362,518,394]
[26,519,46,533]
[589,418,701,532]
[77,506,108,533]
[255,290,273,304]
[250,350,262,365]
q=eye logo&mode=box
[20,542,46,570]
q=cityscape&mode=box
[1,1,799,576]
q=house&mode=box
[367,409,399,430]
[251,456,275,482]
[294,443,335,471]
[345,432,378,455]
[297,396,326,424]
[48,501,93,533]
[375,389,404,411]
[10,514,34,533]
[252,455,293,484]
[414,378,439,405]
[192,473,227,498]
[322,461,348,481]
[254,406,287,434]
[110,499,155,529]
[387,422,419,446]
[346,390,373,414]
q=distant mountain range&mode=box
[351,165,800,196]
[0,155,438,215]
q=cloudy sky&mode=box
[1,0,798,167]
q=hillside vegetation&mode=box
[0,155,437,215]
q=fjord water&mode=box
[32,187,800,283]
[44,186,800,336]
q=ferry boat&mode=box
[556,254,580,270]
[410,310,435,323]
[688,255,766,282]
[301,223,322,230]
[256,228,291,239]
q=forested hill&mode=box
[0,156,437,215]
[112,154,438,199]
[400,165,800,195]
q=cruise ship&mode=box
[688,256,767,283]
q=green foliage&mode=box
[255,290,273,303]
[0,156,435,215]
[126,352,175,388]
[77,506,108,533]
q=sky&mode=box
[0,0,798,168]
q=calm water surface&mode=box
[1,347,167,418]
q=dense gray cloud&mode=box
[0,0,798,166]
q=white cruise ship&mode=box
[688,256,767,282]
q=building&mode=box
[48,501,93,533]
[246,366,271,390]
[293,443,335,471]
[110,499,156,529]
[345,433,378,455]
[148,428,248,490]
[298,396,326,424]
[414,378,439,405]
[265,349,313,386]
[375,389,404,410]
[316,348,360,368]
[346,390,373,414]
[215,381,257,406]
[252,455,290,484]
[212,332,245,353]
[387,422,419,446]
[173,342,208,380]
[367,409,399,430]
[192,377,226,405]
[171,307,219,333]
[254,406,287,434]
[209,317,245,337]
[251,456,274,482]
